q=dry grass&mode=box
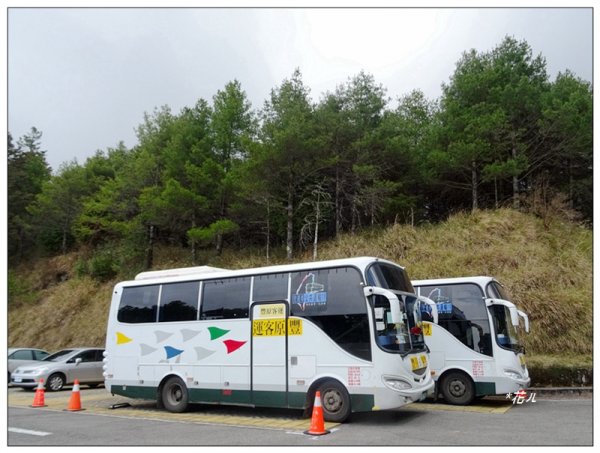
[8,208,592,360]
[318,208,593,357]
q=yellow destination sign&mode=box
[252,318,303,336]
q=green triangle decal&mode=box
[208,326,230,340]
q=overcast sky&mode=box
[7,6,593,172]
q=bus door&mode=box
[250,301,288,407]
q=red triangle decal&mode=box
[223,339,246,354]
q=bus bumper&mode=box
[376,372,434,409]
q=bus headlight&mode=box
[383,376,413,391]
[504,369,522,380]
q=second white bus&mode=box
[413,276,530,405]
[104,257,434,422]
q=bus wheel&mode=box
[440,371,474,405]
[318,380,351,423]
[161,376,189,413]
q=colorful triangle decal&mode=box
[116,332,133,345]
[223,339,246,354]
[208,326,230,341]
[164,346,184,360]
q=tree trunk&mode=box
[568,158,574,210]
[216,232,223,256]
[191,216,197,264]
[313,191,320,261]
[494,177,499,209]
[471,160,478,212]
[266,198,271,263]
[145,225,154,270]
[351,196,357,235]
[62,227,68,255]
[335,165,342,236]
[216,190,226,255]
[512,143,520,209]
[286,182,293,260]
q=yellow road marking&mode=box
[8,391,339,432]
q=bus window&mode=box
[372,295,410,352]
[290,267,371,361]
[486,281,510,300]
[367,263,425,354]
[158,281,200,322]
[490,304,521,352]
[118,285,160,323]
[367,263,414,293]
[420,283,493,357]
[200,277,250,320]
[253,273,289,302]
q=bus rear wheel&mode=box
[440,371,475,405]
[161,376,189,413]
[317,380,351,423]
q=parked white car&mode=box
[8,348,50,381]
[10,348,104,391]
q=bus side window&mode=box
[118,285,160,323]
[253,273,289,302]
[159,281,199,322]
[201,277,251,320]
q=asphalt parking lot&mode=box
[6,386,593,446]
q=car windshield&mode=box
[43,349,75,362]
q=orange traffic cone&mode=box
[64,379,84,411]
[31,379,47,407]
[304,391,330,436]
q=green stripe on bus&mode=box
[110,385,374,412]
[475,382,496,396]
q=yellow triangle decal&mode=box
[116,332,133,345]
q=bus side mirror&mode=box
[486,298,519,327]
[364,286,403,324]
[517,310,530,333]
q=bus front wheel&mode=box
[317,380,351,423]
[440,371,475,405]
[161,376,189,413]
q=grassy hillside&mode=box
[8,208,592,366]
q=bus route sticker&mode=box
[472,360,484,377]
[348,366,361,386]
[252,318,303,336]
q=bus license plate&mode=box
[410,357,419,370]
[519,355,526,366]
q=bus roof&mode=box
[135,266,228,280]
[120,256,402,287]
[412,276,498,288]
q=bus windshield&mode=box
[367,263,425,355]
[490,304,523,352]
[487,281,525,352]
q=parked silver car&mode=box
[8,348,50,381]
[10,348,105,391]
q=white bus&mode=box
[412,276,530,405]
[104,257,434,422]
